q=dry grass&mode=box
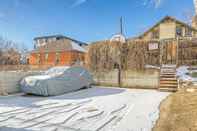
[153,88,197,131]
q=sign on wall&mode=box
[148,43,159,50]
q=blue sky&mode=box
[0,0,195,49]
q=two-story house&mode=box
[29,35,87,66]
[137,16,197,40]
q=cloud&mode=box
[71,0,88,8]
[143,0,164,8]
[153,0,163,8]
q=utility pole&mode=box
[118,16,124,88]
[120,17,123,35]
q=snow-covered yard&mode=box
[0,87,170,131]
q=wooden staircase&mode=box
[159,65,178,92]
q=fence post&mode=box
[0,79,8,96]
[176,38,179,67]
[159,41,163,66]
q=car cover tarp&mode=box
[20,67,93,96]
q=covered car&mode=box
[20,66,94,96]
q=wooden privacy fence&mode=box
[87,38,197,72]
[160,38,197,65]
[87,40,161,88]
[87,38,197,88]
[178,39,197,65]
[87,40,160,71]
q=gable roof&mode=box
[138,16,197,39]
[31,39,86,53]
[34,35,88,46]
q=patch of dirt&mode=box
[153,89,197,131]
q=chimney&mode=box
[192,0,197,29]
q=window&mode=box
[56,37,61,40]
[55,53,60,64]
[41,39,45,43]
[148,43,159,50]
[176,26,183,37]
[151,30,159,39]
[48,38,53,43]
[45,53,48,62]
[185,28,192,37]
[37,54,41,64]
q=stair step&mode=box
[161,73,176,75]
[159,88,177,92]
[160,75,176,78]
[161,71,176,73]
[160,71,176,74]
[160,81,178,84]
[161,68,175,69]
[161,69,176,71]
[160,74,176,76]
[162,65,176,68]
[160,78,177,81]
[161,68,176,71]
[159,65,178,92]
[160,72,176,74]
[160,84,178,88]
[161,68,176,70]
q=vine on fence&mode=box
[87,40,160,72]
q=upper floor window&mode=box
[185,28,192,37]
[176,26,183,37]
[37,54,41,64]
[56,37,61,40]
[45,53,49,62]
[55,53,60,64]
[151,30,159,39]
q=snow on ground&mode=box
[145,65,160,70]
[176,66,191,81]
[0,87,170,131]
[176,66,197,85]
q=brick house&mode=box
[29,35,87,66]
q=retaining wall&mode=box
[94,69,159,89]
[0,71,41,95]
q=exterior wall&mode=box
[94,69,159,89]
[0,71,42,95]
[192,30,197,37]
[29,53,37,65]
[159,21,176,39]
[192,16,197,30]
[139,20,197,41]
[141,27,159,40]
[142,31,153,40]
[29,51,85,66]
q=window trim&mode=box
[176,26,183,37]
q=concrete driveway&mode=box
[0,86,170,131]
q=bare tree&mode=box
[0,36,22,65]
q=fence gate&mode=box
[160,40,177,65]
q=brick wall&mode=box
[29,51,85,66]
